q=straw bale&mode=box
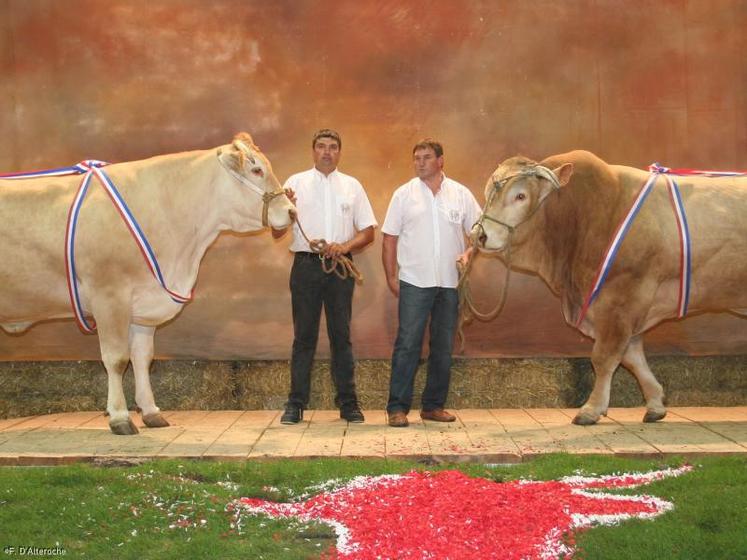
[0,356,744,418]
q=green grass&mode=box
[0,455,745,559]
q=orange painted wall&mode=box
[1,0,746,360]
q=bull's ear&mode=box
[553,163,574,187]
[233,132,256,150]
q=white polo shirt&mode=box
[285,168,378,252]
[382,175,481,288]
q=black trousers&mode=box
[288,252,357,408]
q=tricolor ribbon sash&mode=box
[2,161,192,333]
[575,172,658,327]
[647,163,747,177]
[576,163,745,328]
[662,174,691,319]
[0,160,109,180]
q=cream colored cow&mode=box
[0,133,295,434]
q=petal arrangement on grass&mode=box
[230,466,691,559]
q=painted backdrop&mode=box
[1,0,746,359]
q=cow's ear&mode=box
[232,132,257,155]
[218,146,246,172]
[231,133,257,167]
[553,163,574,187]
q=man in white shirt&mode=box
[274,129,377,424]
[381,139,481,427]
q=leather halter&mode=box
[216,148,287,227]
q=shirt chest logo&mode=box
[448,209,462,224]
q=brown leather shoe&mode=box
[420,409,456,422]
[388,411,409,427]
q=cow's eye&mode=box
[515,192,526,201]
[251,167,264,177]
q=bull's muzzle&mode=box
[470,223,487,248]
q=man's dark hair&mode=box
[412,138,443,158]
[312,129,342,150]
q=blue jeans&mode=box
[387,281,459,414]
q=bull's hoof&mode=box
[142,412,170,428]
[572,412,600,426]
[643,409,667,423]
[109,418,140,435]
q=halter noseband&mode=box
[216,148,287,227]
[474,164,561,240]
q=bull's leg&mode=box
[94,301,139,435]
[573,328,630,426]
[620,335,666,423]
[129,324,169,428]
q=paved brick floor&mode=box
[0,407,745,465]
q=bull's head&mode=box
[472,156,573,252]
[217,132,296,231]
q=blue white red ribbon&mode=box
[2,160,191,333]
[64,168,97,332]
[648,163,747,178]
[0,160,109,180]
[86,166,192,305]
[663,175,691,318]
[575,173,657,327]
[576,163,747,327]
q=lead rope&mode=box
[456,231,513,353]
[292,216,363,282]
[456,166,562,351]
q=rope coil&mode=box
[293,217,363,282]
[456,237,513,352]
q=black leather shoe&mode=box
[280,403,303,424]
[340,402,365,423]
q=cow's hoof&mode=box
[572,412,600,426]
[643,410,667,423]
[109,419,139,435]
[142,412,170,428]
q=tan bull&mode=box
[472,150,747,424]
[0,133,295,434]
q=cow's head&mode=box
[472,156,573,252]
[217,132,296,231]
